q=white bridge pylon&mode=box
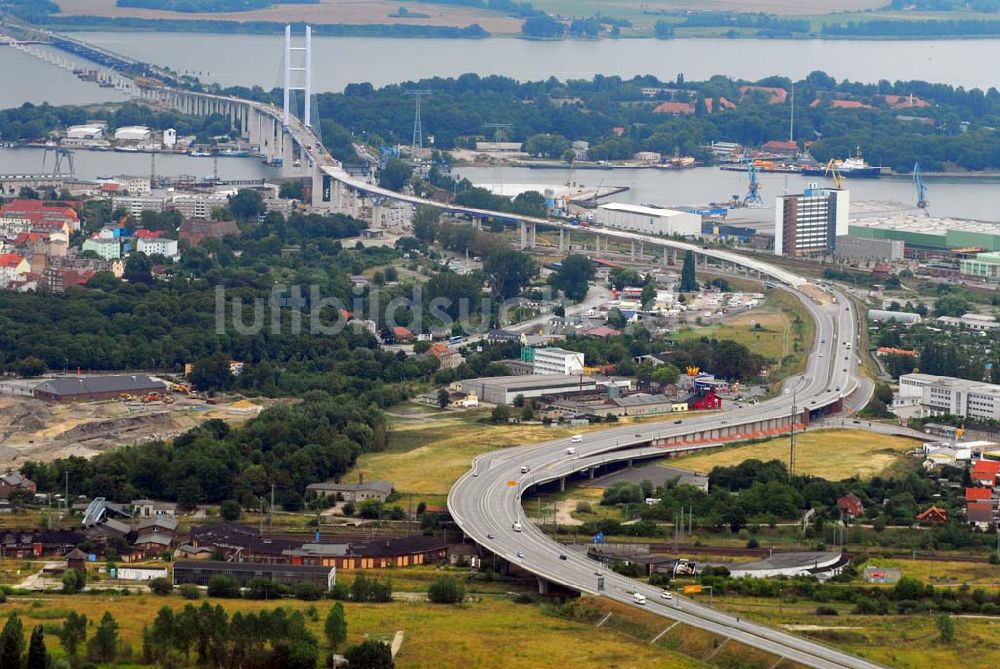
[283,24,312,129]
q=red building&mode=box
[688,390,722,411]
[837,493,864,518]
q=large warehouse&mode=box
[33,375,166,402]
[457,374,605,405]
[848,215,1000,253]
[172,560,336,591]
[594,203,702,237]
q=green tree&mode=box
[58,611,87,659]
[124,252,154,284]
[934,295,972,317]
[26,625,46,669]
[427,576,465,604]
[483,250,538,300]
[12,356,46,378]
[680,250,698,292]
[549,254,596,301]
[344,639,394,669]
[0,613,24,669]
[378,159,413,191]
[324,602,347,651]
[190,353,235,392]
[62,568,86,594]
[411,206,439,243]
[149,576,174,595]
[87,612,119,663]
[491,404,512,423]
[436,388,450,409]
[651,363,681,386]
[937,612,955,643]
[207,575,240,598]
[220,499,242,521]
[227,188,266,222]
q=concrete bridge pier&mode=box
[558,229,567,252]
[639,240,644,260]
[630,240,636,262]
[519,221,527,248]
[559,477,566,492]
[588,467,595,479]
[538,578,550,595]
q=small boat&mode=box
[801,146,882,178]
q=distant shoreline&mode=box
[44,24,1000,42]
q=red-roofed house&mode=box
[739,85,787,105]
[0,253,30,288]
[0,200,79,234]
[966,487,993,503]
[653,101,695,115]
[583,325,621,339]
[134,229,163,239]
[100,182,120,194]
[703,97,736,114]
[916,506,948,524]
[876,347,917,357]
[967,502,994,529]
[761,140,799,154]
[44,267,95,293]
[880,94,930,110]
[391,326,413,342]
[831,100,873,110]
[972,459,1000,486]
[837,493,864,519]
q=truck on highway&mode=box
[633,593,647,605]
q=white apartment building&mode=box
[113,193,170,217]
[907,373,1000,421]
[774,187,849,257]
[898,373,943,400]
[532,347,585,376]
[171,193,229,220]
[136,237,179,258]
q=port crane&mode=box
[742,155,763,208]
[823,159,844,190]
[913,162,929,212]
[41,146,74,176]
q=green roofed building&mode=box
[960,251,1000,282]
[848,216,1000,253]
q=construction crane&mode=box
[742,156,763,208]
[824,158,844,190]
[41,147,75,176]
[913,162,929,212]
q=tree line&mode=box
[117,0,318,12]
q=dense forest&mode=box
[293,72,1000,172]
[885,0,1000,11]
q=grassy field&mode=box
[360,408,610,498]
[708,592,1000,668]
[671,288,815,386]
[1,593,700,669]
[673,306,791,361]
[671,429,921,480]
[858,557,1000,588]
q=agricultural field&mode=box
[1,592,699,669]
[52,0,523,31]
[671,429,921,480]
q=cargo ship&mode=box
[801,147,883,178]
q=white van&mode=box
[633,593,647,605]
[566,447,577,455]
[512,522,523,532]
[520,465,530,474]
[570,435,582,443]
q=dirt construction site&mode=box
[0,393,268,466]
